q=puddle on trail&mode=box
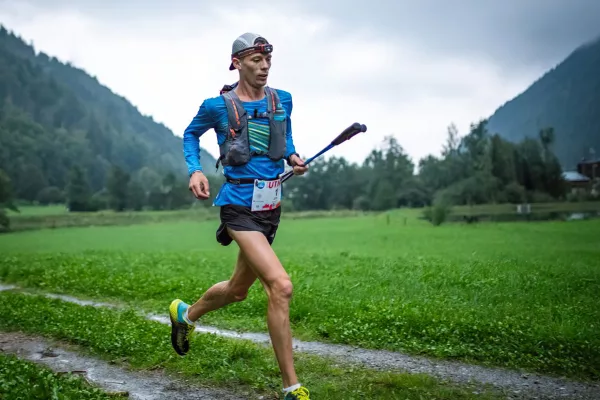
[0,284,16,292]
[3,283,600,399]
[42,292,119,308]
[0,332,244,400]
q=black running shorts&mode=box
[216,204,281,246]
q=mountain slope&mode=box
[0,25,216,202]
[486,36,600,170]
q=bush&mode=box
[435,174,502,206]
[422,200,452,226]
[352,195,370,211]
[0,209,9,231]
[566,188,600,202]
[526,190,555,203]
[503,182,527,204]
[36,186,65,205]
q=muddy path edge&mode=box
[0,331,247,400]
[1,283,599,399]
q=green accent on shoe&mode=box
[284,386,310,400]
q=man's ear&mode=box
[232,57,241,70]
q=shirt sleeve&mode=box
[183,100,215,175]
[281,91,297,159]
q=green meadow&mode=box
[1,209,599,386]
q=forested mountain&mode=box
[0,25,216,204]
[486,36,600,170]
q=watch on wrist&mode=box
[286,153,299,166]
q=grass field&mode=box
[1,209,599,388]
[6,204,69,216]
[4,200,599,233]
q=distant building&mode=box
[577,158,600,180]
[562,171,591,194]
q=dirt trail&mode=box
[0,332,246,400]
[2,284,600,399]
[148,315,599,400]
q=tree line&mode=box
[2,117,591,224]
[0,162,222,230]
[48,164,225,213]
[283,119,587,212]
[2,118,591,224]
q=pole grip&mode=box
[331,122,367,146]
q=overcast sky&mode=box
[1,0,599,167]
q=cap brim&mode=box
[229,62,235,70]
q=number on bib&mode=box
[251,179,281,211]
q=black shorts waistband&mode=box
[226,176,280,185]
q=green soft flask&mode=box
[274,104,285,121]
[268,102,287,161]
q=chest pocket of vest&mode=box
[223,98,250,166]
[267,102,287,161]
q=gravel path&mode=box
[0,332,246,400]
[147,315,599,400]
[2,283,599,399]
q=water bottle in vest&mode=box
[273,104,286,122]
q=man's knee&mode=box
[269,276,293,302]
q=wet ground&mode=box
[0,332,247,400]
[149,315,600,400]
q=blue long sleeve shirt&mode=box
[182,87,297,208]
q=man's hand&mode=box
[290,154,308,175]
[189,171,210,200]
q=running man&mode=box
[169,32,310,399]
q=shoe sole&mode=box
[169,300,190,356]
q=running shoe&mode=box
[284,386,310,399]
[169,299,195,356]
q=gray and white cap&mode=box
[229,32,272,70]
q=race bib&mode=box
[251,179,281,211]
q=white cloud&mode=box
[0,0,546,168]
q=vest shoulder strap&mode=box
[222,90,246,130]
[265,87,280,114]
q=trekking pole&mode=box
[280,122,367,183]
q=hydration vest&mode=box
[215,83,287,170]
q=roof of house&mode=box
[562,171,591,182]
[578,158,600,165]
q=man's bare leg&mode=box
[169,249,256,356]
[187,250,257,321]
[226,228,298,388]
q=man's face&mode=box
[237,52,271,88]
